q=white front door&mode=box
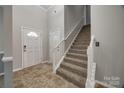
[22,28,42,68]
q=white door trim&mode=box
[21,26,42,69]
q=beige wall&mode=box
[64,5,84,38]
[47,5,64,62]
[91,5,124,87]
[0,7,3,52]
[13,5,48,69]
[86,5,91,24]
[64,5,85,51]
[3,6,12,57]
[1,5,86,72]
[0,7,4,73]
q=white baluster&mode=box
[2,57,13,88]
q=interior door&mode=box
[22,28,42,68]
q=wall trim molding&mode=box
[0,67,22,76]
[39,6,54,12]
[13,67,22,72]
[42,60,49,63]
[95,80,116,88]
[39,6,48,12]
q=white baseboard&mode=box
[0,60,50,76]
[42,60,49,63]
[0,67,22,76]
[13,67,22,72]
[53,55,65,73]
[95,80,116,88]
[13,61,49,72]
[86,78,96,88]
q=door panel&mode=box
[22,28,42,68]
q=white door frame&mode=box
[21,26,42,69]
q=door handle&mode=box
[24,45,27,52]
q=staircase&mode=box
[56,25,91,88]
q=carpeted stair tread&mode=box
[57,68,86,87]
[73,42,89,46]
[69,49,87,54]
[72,45,88,47]
[76,38,90,40]
[75,39,90,43]
[57,25,90,88]
[60,62,87,77]
[64,57,87,68]
[66,53,87,61]
[67,52,85,56]
[71,45,88,50]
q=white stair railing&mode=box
[0,51,13,88]
[52,17,84,73]
[53,40,65,73]
[86,35,96,88]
